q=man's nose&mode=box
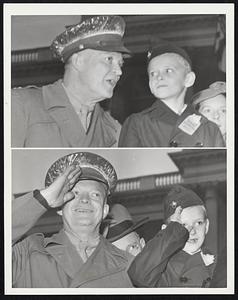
[155,72,163,80]
[76,193,90,203]
[113,63,122,76]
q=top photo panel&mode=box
[10,11,229,148]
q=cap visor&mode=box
[108,217,149,242]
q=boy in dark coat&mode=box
[128,185,216,287]
[119,40,224,147]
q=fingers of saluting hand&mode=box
[63,165,82,189]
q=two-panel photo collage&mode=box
[5,3,234,295]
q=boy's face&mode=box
[199,94,226,136]
[148,53,192,101]
[112,231,145,256]
[180,205,209,255]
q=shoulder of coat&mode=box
[26,233,46,252]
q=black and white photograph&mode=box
[4,2,234,296]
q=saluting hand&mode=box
[40,165,81,208]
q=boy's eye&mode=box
[201,108,211,114]
[220,108,226,114]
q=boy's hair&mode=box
[148,52,191,74]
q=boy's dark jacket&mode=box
[128,222,216,287]
[119,99,225,147]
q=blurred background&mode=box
[12,149,227,257]
[11,14,226,124]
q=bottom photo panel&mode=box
[10,148,228,293]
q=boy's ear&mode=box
[161,224,167,230]
[57,210,62,216]
[185,71,196,88]
[205,219,209,234]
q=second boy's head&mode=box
[147,41,196,102]
[163,185,209,255]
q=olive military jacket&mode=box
[119,99,225,147]
[128,222,215,287]
[11,80,121,148]
[12,192,133,288]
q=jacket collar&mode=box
[70,237,133,287]
[40,231,131,285]
[145,99,195,123]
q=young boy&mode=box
[103,204,147,257]
[119,40,225,147]
[128,185,216,287]
[193,81,226,145]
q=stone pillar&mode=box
[203,186,219,254]
[204,186,221,254]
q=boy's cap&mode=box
[105,204,149,242]
[164,185,204,220]
[51,15,131,62]
[192,81,226,106]
[147,40,192,68]
[45,152,117,194]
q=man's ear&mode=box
[205,219,209,234]
[70,52,85,71]
[103,203,109,219]
[185,71,196,88]
[57,210,62,216]
[161,223,167,230]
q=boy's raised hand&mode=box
[170,206,183,224]
[40,165,81,208]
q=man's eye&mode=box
[166,68,173,73]
[105,56,113,63]
[150,71,157,77]
[91,192,101,198]
[197,221,203,226]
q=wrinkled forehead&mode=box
[72,179,108,194]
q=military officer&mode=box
[12,152,133,288]
[12,16,131,147]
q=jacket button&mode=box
[169,140,178,147]
[180,277,188,283]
